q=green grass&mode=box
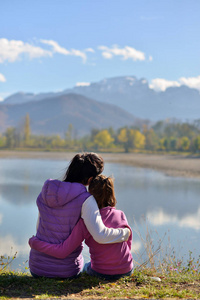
[0,268,199,299]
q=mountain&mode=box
[66,77,200,121]
[0,93,141,136]
[3,76,200,121]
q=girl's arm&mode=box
[29,219,88,259]
[81,196,130,244]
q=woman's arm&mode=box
[29,219,87,259]
[81,196,130,244]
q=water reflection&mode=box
[147,207,200,230]
[0,158,200,270]
[109,165,200,222]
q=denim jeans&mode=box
[83,262,133,280]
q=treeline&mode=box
[1,114,200,153]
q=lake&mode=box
[0,157,200,272]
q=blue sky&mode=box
[0,0,200,100]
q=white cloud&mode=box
[85,48,95,53]
[40,39,87,63]
[0,38,52,63]
[179,75,200,90]
[0,73,6,82]
[76,82,91,87]
[147,210,177,225]
[0,235,29,256]
[147,207,200,231]
[149,78,180,91]
[41,39,70,55]
[98,45,146,61]
[131,240,142,253]
[150,75,200,92]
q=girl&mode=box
[29,174,133,280]
[29,153,130,279]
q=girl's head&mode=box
[89,175,116,209]
[63,153,104,185]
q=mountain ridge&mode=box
[2,76,200,121]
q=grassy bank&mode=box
[0,268,200,299]
[1,252,200,300]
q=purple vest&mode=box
[29,179,90,278]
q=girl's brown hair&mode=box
[89,175,116,209]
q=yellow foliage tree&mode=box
[94,130,114,149]
[24,113,31,144]
[129,129,146,149]
[118,128,145,152]
[118,128,128,143]
[180,136,190,151]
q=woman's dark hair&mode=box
[63,153,104,185]
[89,175,116,209]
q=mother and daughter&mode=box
[29,152,133,280]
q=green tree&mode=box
[65,123,74,147]
[143,125,158,150]
[5,127,16,148]
[180,136,190,151]
[192,136,200,152]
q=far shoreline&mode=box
[0,150,200,179]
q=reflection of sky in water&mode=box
[0,158,200,271]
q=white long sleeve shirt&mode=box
[81,196,130,244]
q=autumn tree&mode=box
[129,129,146,149]
[93,130,114,149]
[180,136,190,151]
[0,134,6,148]
[117,128,145,152]
[24,114,31,145]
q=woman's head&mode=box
[63,153,104,185]
[89,175,116,209]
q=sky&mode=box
[0,0,200,101]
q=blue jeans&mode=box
[83,262,133,280]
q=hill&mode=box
[0,93,140,136]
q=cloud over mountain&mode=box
[150,76,200,92]
[98,45,147,61]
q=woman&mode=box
[29,153,130,278]
[29,175,133,280]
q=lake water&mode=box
[0,158,200,272]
